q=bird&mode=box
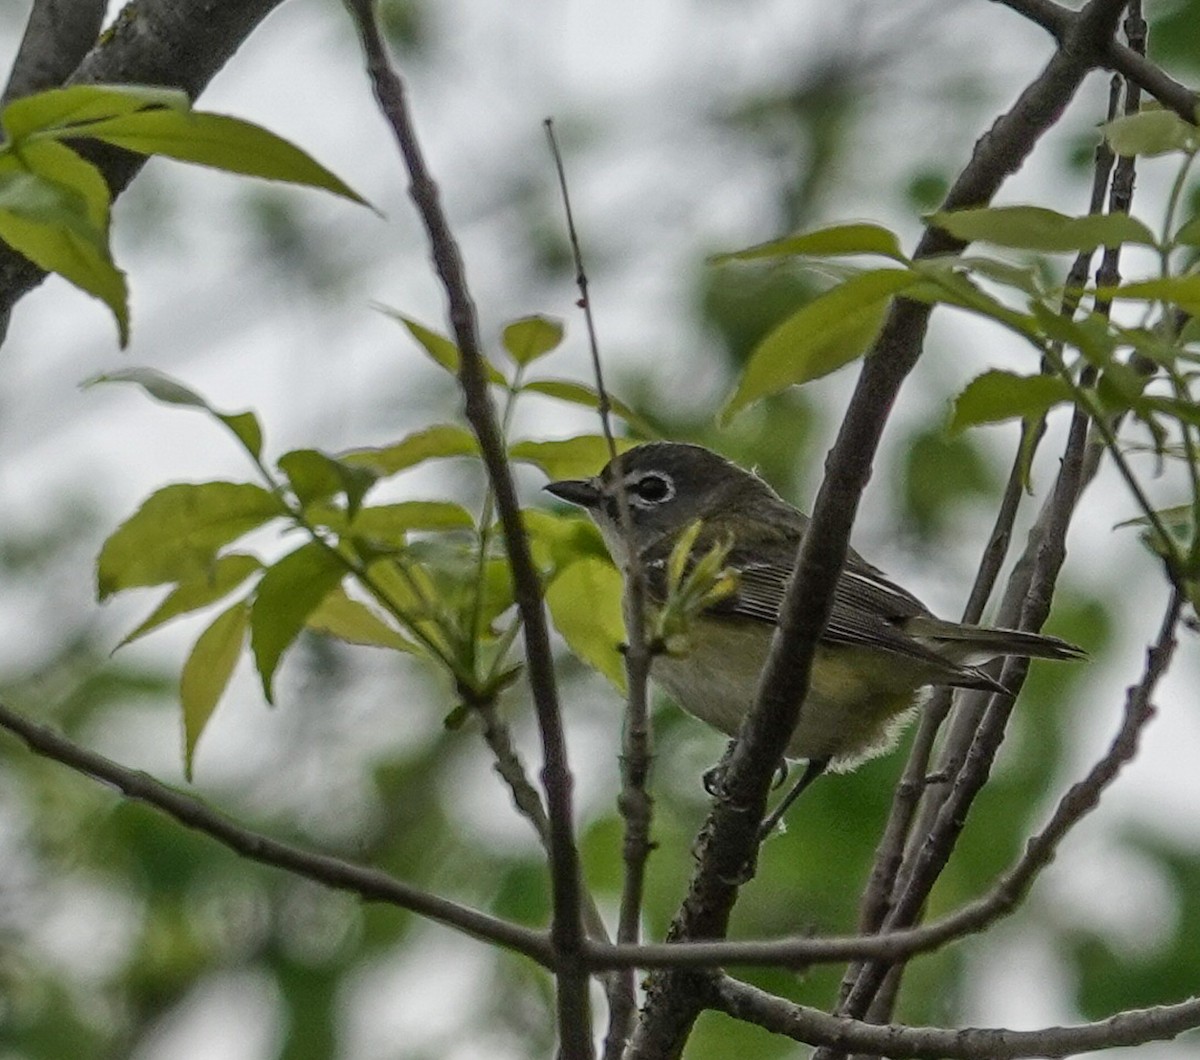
[544,441,1084,829]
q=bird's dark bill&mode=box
[544,478,602,509]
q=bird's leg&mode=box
[702,739,739,797]
[758,756,830,840]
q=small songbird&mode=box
[545,442,1084,820]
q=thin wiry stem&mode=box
[343,5,592,1054]
[544,118,653,1059]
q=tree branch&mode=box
[1,0,107,107]
[991,0,1198,119]
[711,975,1200,1060]
[0,700,554,966]
[628,1,1130,1054]
[341,4,592,1055]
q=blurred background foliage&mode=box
[1,0,1199,1058]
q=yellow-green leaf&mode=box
[1102,276,1200,313]
[119,553,262,648]
[87,367,264,459]
[377,309,506,384]
[523,509,610,573]
[19,140,111,231]
[949,371,1072,434]
[545,558,626,690]
[929,206,1157,253]
[71,109,369,206]
[351,501,475,542]
[521,379,654,435]
[502,315,564,365]
[98,482,283,599]
[181,599,249,780]
[712,222,906,264]
[722,269,915,421]
[0,166,127,343]
[341,423,480,476]
[511,435,638,481]
[250,542,346,703]
[306,585,421,653]
[1,83,188,142]
[1103,108,1199,157]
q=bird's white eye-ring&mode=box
[626,471,674,506]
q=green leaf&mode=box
[0,164,127,343]
[1103,109,1199,157]
[0,164,100,239]
[19,140,111,231]
[711,223,907,264]
[305,585,421,653]
[545,558,626,689]
[341,423,480,476]
[511,435,638,481]
[378,310,506,384]
[87,367,264,459]
[97,482,283,599]
[1116,505,1194,563]
[1,83,189,142]
[1102,276,1200,313]
[502,315,564,365]
[1028,303,1119,367]
[523,509,610,573]
[68,109,369,206]
[721,269,916,421]
[949,371,1073,434]
[278,448,377,513]
[250,542,346,703]
[929,206,1157,253]
[180,600,249,780]
[906,264,1041,339]
[952,254,1044,295]
[521,379,654,435]
[119,553,262,647]
[1172,213,1200,247]
[351,501,475,541]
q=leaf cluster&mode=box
[712,105,1200,614]
[0,83,367,344]
[94,315,646,777]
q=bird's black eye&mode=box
[628,472,673,505]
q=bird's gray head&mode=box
[544,442,780,561]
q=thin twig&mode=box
[544,118,652,1059]
[343,5,592,1054]
[711,974,1200,1059]
[0,701,554,966]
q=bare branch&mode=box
[341,4,592,1054]
[1,0,107,107]
[0,700,554,966]
[712,975,1200,1060]
[992,0,1198,119]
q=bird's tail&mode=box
[904,617,1086,664]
